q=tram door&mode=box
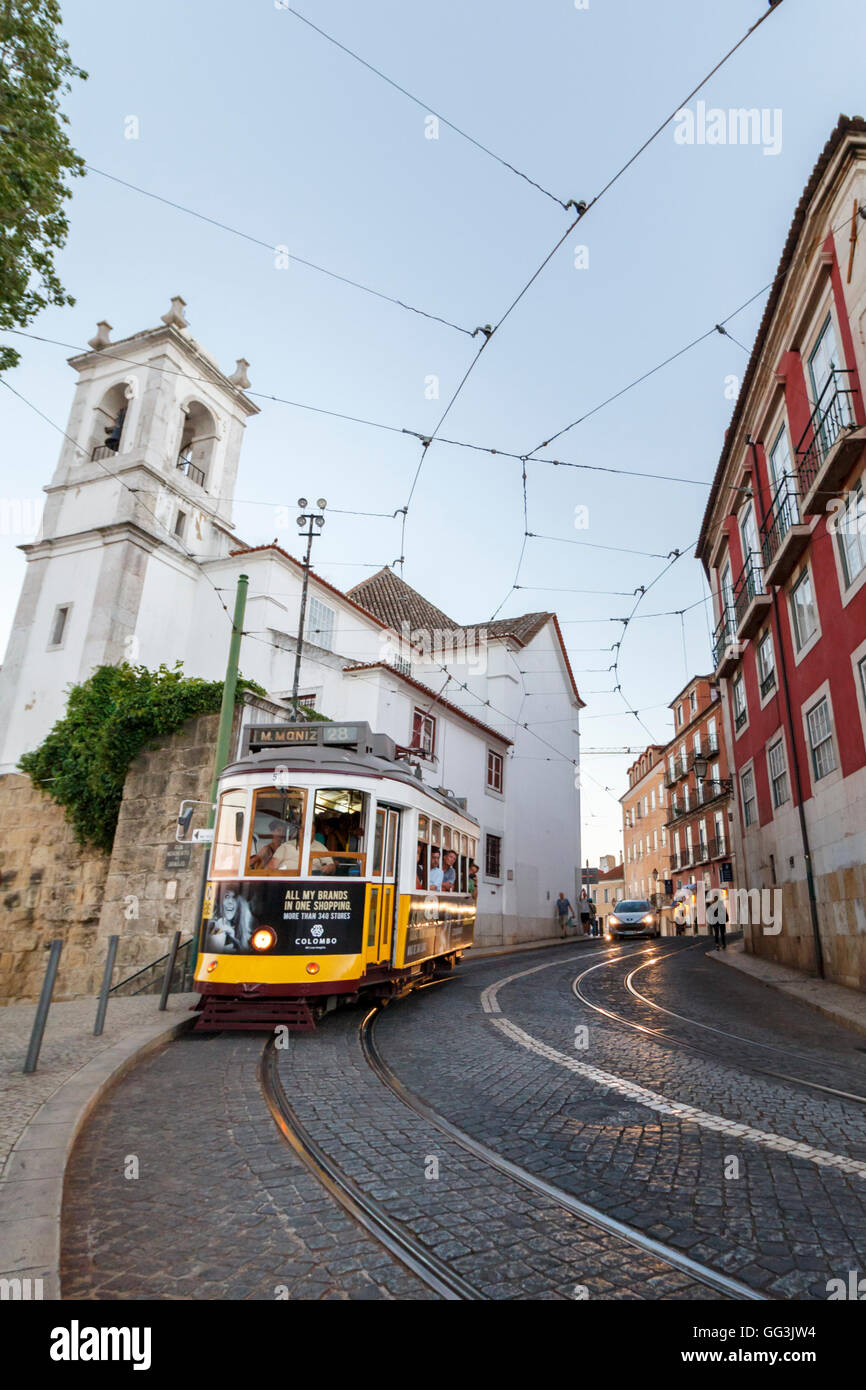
[367,805,401,966]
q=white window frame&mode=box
[766,733,790,810]
[757,628,777,709]
[486,747,504,797]
[831,471,866,606]
[788,563,821,664]
[801,683,841,791]
[740,764,757,829]
[307,596,336,650]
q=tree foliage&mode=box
[19,663,266,853]
[0,0,86,373]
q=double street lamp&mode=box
[291,497,327,715]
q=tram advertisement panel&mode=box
[203,880,366,955]
[404,894,476,963]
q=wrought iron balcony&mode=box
[733,551,771,639]
[734,705,747,731]
[796,368,863,513]
[707,835,728,860]
[712,608,739,678]
[760,472,810,585]
[91,442,119,462]
[759,666,777,699]
[177,455,206,488]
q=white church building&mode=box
[0,300,584,946]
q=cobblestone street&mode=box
[59,939,866,1300]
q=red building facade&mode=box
[697,117,866,988]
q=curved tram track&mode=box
[261,995,766,1302]
[572,940,866,1106]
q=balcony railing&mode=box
[701,779,731,803]
[177,456,206,488]
[759,666,777,698]
[707,835,728,860]
[796,368,857,496]
[713,608,738,672]
[91,442,119,462]
[734,705,747,731]
[733,551,766,630]
[761,472,802,569]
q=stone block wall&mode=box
[0,711,227,1002]
[0,776,110,1003]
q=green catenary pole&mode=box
[190,574,249,976]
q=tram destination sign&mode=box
[243,722,375,754]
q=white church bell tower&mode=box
[0,298,259,771]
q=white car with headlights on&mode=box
[606,899,660,940]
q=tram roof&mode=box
[221,722,479,823]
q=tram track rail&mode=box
[259,1033,483,1300]
[571,940,866,1106]
[359,1007,764,1302]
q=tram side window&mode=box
[440,833,458,893]
[429,821,443,890]
[247,788,306,875]
[416,814,429,890]
[310,788,367,876]
[212,789,246,877]
[457,832,469,895]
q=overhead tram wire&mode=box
[282,7,575,212]
[472,1,788,622]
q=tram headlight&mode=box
[251,927,277,952]
[306,961,320,975]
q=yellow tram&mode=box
[192,721,479,1030]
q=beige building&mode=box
[594,862,625,927]
[621,745,670,903]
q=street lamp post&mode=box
[291,497,327,716]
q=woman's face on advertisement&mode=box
[223,891,238,920]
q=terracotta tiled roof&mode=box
[341,661,512,746]
[347,567,456,633]
[697,114,866,563]
[597,863,625,881]
[348,571,583,704]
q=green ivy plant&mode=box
[0,0,87,374]
[19,663,266,852]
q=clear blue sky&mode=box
[2,0,864,863]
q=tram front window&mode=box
[212,789,246,877]
[247,788,306,875]
[310,788,367,876]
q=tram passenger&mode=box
[428,848,444,891]
[250,820,286,871]
[441,849,458,892]
[416,842,428,890]
[468,861,478,899]
[311,855,337,875]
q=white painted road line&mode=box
[482,953,866,1181]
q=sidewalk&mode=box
[0,992,197,1298]
[469,931,602,959]
[710,940,866,1038]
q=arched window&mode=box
[176,401,217,489]
[90,383,129,461]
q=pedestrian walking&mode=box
[578,890,592,936]
[708,891,728,950]
[555,892,573,938]
[588,900,599,937]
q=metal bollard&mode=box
[93,935,119,1036]
[159,931,182,1012]
[23,939,63,1074]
